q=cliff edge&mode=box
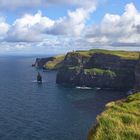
[135,54,140,90]
[35,55,65,70]
[87,92,140,140]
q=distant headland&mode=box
[34,49,140,91]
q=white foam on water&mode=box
[32,80,46,83]
[76,86,92,90]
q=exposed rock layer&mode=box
[135,57,140,90]
[35,55,64,70]
[35,57,54,68]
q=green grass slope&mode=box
[84,68,116,77]
[88,92,140,140]
[76,49,139,60]
[43,49,139,70]
[44,55,65,70]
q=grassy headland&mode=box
[88,92,140,140]
[42,49,139,70]
[44,55,65,70]
[76,49,139,60]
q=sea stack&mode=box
[37,72,42,83]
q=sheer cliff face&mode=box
[35,57,54,68]
[63,52,90,67]
[56,52,138,90]
[135,60,140,90]
[87,53,136,71]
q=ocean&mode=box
[0,56,127,140]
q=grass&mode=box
[66,67,117,77]
[88,92,140,140]
[67,51,91,57]
[68,66,81,70]
[74,51,91,57]
[76,49,139,60]
[44,49,139,70]
[43,49,139,70]
[44,55,65,70]
[84,68,116,77]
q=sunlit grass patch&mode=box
[44,55,65,70]
[88,92,140,140]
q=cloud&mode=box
[5,0,97,42]
[1,2,140,54]
[5,11,54,42]
[85,3,140,47]
[0,0,98,10]
[0,0,41,10]
[0,17,9,39]
[135,25,140,34]
[46,7,95,36]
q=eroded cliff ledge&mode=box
[135,56,140,90]
[35,55,65,70]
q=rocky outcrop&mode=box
[63,52,90,67]
[56,51,139,90]
[35,55,64,70]
[35,57,54,68]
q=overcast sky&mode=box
[0,0,140,54]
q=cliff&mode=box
[35,57,54,68]
[56,50,139,90]
[135,54,140,90]
[87,92,140,140]
[35,55,65,70]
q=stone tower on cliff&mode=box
[135,53,140,91]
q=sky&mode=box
[0,0,140,55]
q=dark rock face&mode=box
[56,67,82,86]
[135,58,140,90]
[80,71,134,90]
[87,53,136,70]
[35,57,54,68]
[56,52,138,90]
[64,52,90,67]
[56,67,135,90]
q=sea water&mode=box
[0,56,127,140]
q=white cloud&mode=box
[42,0,97,36]
[86,3,140,47]
[0,16,9,39]
[0,0,98,10]
[5,0,97,42]
[0,2,140,54]
[46,7,95,36]
[5,11,54,42]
